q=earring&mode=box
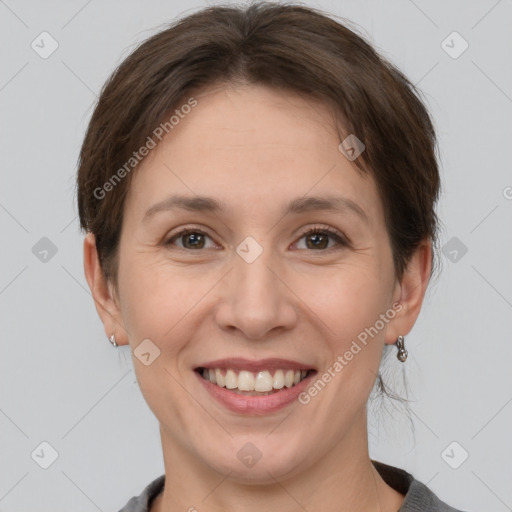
[396,335,407,362]
[109,334,118,347]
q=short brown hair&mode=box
[76,1,440,289]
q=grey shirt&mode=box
[118,459,467,512]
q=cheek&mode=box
[118,249,198,340]
[294,262,392,340]
[118,260,200,428]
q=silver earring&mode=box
[396,335,407,362]
[109,334,118,347]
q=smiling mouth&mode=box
[195,367,316,396]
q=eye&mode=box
[294,225,349,251]
[164,225,350,252]
[164,228,217,250]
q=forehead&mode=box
[125,84,383,227]
[167,84,344,164]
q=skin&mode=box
[84,83,431,511]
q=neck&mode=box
[151,410,404,512]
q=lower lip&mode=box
[195,370,316,415]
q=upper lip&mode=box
[196,357,316,372]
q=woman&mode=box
[77,2,467,511]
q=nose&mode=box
[214,245,298,340]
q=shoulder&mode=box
[117,474,165,512]
[372,459,469,512]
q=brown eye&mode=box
[305,231,329,249]
[296,227,348,251]
[165,230,214,250]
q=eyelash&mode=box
[164,224,350,252]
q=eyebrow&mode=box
[142,194,369,224]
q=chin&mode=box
[200,438,308,485]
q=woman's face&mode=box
[91,84,424,482]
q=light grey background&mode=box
[1,0,511,511]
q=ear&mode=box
[385,240,432,344]
[83,232,128,345]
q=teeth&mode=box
[238,370,255,391]
[225,369,237,389]
[215,368,225,387]
[273,369,285,389]
[284,369,294,388]
[255,370,273,392]
[200,368,310,392]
